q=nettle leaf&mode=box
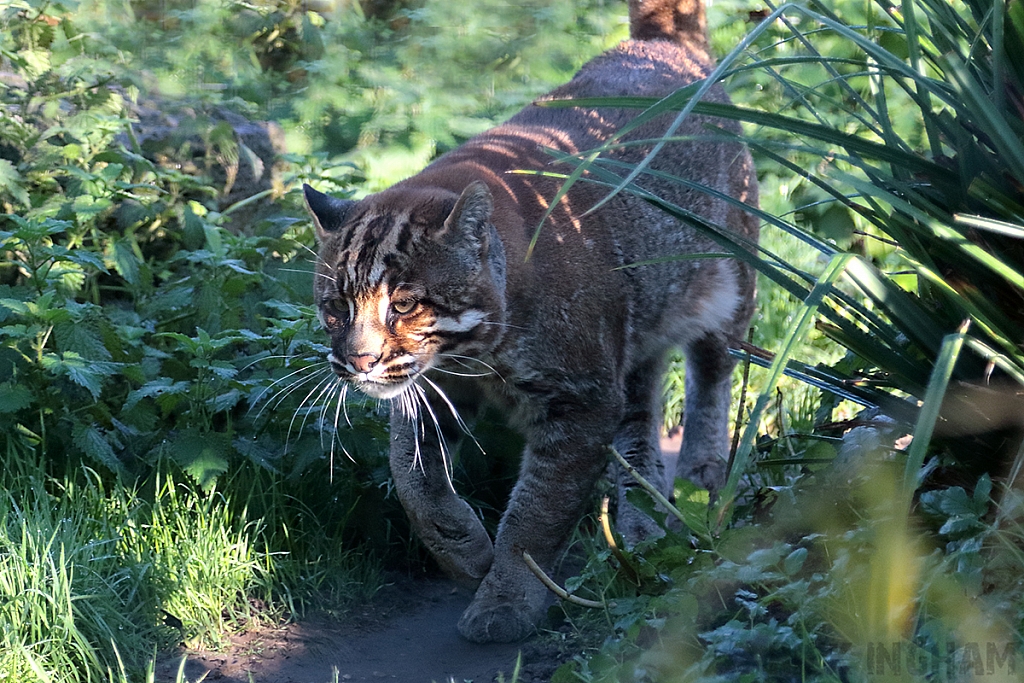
[920,483,989,539]
[155,332,201,355]
[973,474,992,505]
[125,377,191,410]
[2,215,69,241]
[0,382,33,413]
[182,204,206,251]
[48,245,108,274]
[783,547,808,576]
[209,388,241,412]
[262,300,305,319]
[109,238,141,286]
[0,323,30,340]
[20,49,51,79]
[72,423,123,474]
[232,435,282,473]
[97,163,124,184]
[220,259,255,276]
[40,351,120,400]
[0,347,23,381]
[234,329,264,342]
[71,193,114,221]
[54,320,112,361]
[167,430,231,492]
[0,298,30,317]
[0,159,29,206]
[206,360,237,380]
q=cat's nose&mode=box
[347,352,381,373]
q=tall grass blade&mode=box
[716,253,855,528]
[901,320,970,501]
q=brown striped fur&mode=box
[302,0,758,643]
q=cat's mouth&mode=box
[351,376,414,400]
[328,352,422,400]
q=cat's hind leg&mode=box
[389,408,494,587]
[612,360,669,545]
[676,331,735,492]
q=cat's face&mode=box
[303,182,506,400]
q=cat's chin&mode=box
[352,378,413,400]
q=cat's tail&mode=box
[628,0,708,48]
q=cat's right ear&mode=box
[303,184,356,243]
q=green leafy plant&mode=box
[543,0,1024,680]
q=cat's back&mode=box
[384,1,758,366]
[539,38,716,107]
[404,33,742,252]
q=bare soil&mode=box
[155,575,574,683]
[154,434,683,683]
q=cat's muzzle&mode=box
[328,351,414,400]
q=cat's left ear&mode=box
[440,181,494,252]
[303,184,356,243]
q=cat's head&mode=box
[303,182,507,400]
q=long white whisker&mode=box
[250,362,328,410]
[280,267,337,284]
[422,376,485,456]
[413,382,455,493]
[315,377,340,448]
[340,383,353,428]
[304,375,341,438]
[286,372,337,448]
[295,244,338,282]
[253,365,332,422]
[429,368,492,378]
[321,379,338,478]
[241,353,319,374]
[393,386,423,473]
[296,243,332,270]
[420,377,471,436]
[436,353,505,381]
[328,382,356,481]
[477,321,527,330]
[297,242,322,261]
[267,366,331,409]
[411,386,425,471]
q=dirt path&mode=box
[156,435,682,683]
[156,576,567,683]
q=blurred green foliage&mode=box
[549,0,1024,680]
[0,1,632,678]
[3,0,1024,680]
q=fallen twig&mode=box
[522,551,603,609]
[610,445,687,527]
[599,496,640,585]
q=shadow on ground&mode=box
[157,578,534,683]
[155,433,684,683]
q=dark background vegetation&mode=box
[1,0,1023,680]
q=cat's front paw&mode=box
[677,457,726,494]
[617,501,665,546]
[457,595,537,643]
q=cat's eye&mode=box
[391,299,418,315]
[322,298,350,327]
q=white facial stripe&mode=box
[428,310,486,333]
[376,287,390,324]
